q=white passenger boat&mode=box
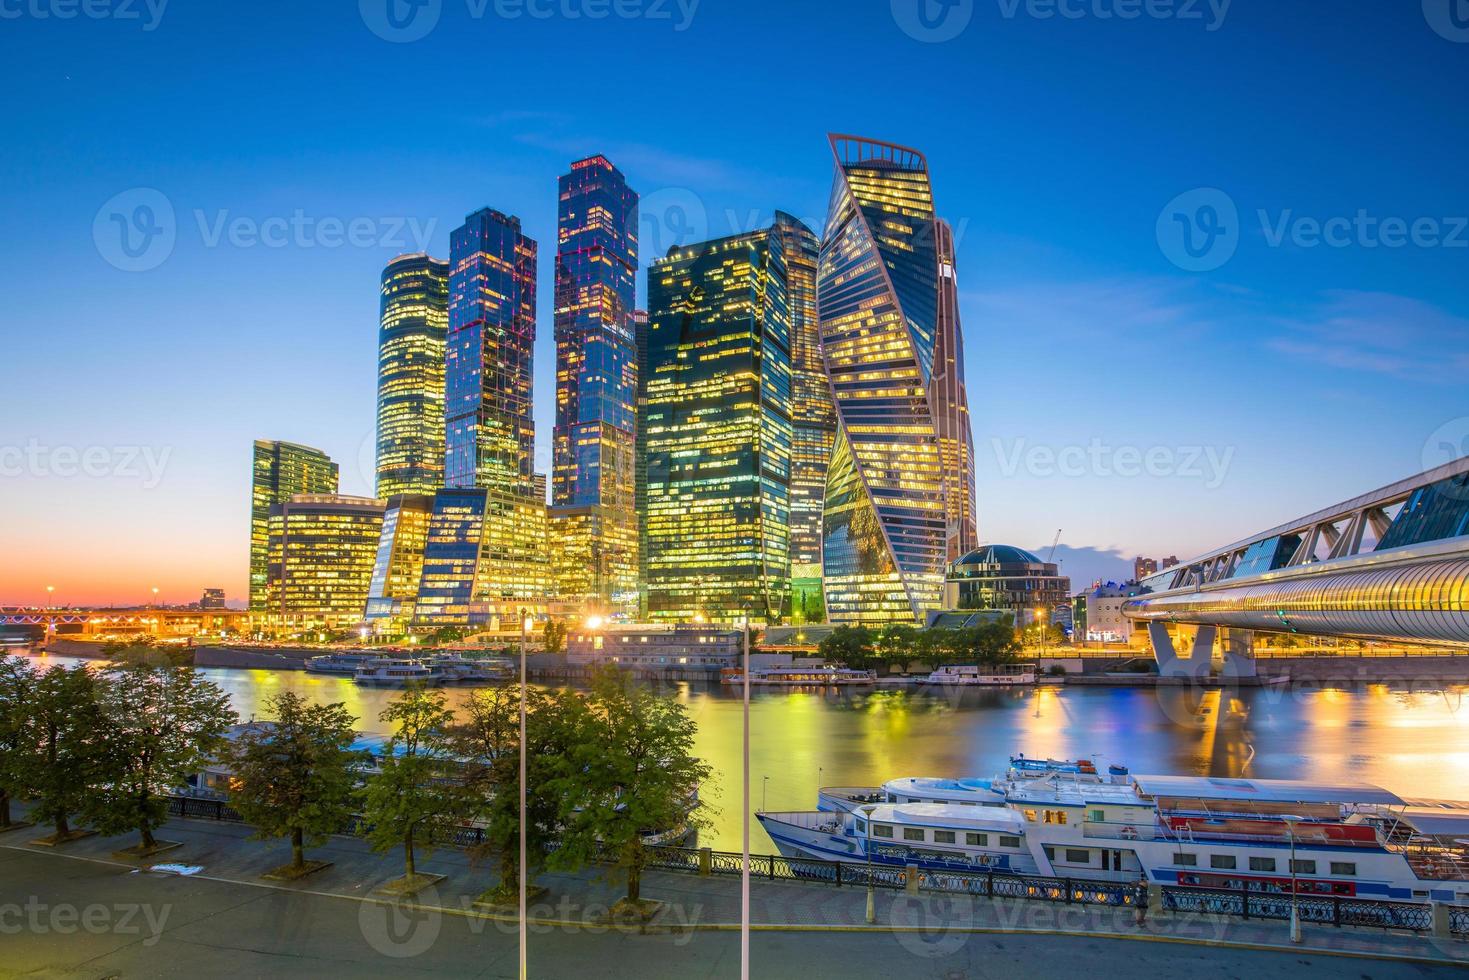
[427,655,512,684]
[304,652,380,675]
[720,665,877,687]
[924,663,1038,686]
[353,658,442,687]
[761,757,1469,904]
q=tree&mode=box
[876,625,919,671]
[541,619,568,655]
[818,626,875,670]
[361,688,465,885]
[552,667,713,911]
[28,665,106,841]
[0,656,40,829]
[227,692,365,875]
[89,663,236,852]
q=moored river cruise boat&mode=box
[758,757,1469,904]
[720,665,877,687]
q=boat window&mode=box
[1043,846,1055,860]
[1291,859,1316,875]
[966,833,988,846]
[1065,849,1090,864]
[1023,809,1037,822]
[1330,862,1356,876]
[1210,855,1237,870]
[1089,809,1105,822]
[903,828,925,842]
[999,835,1021,848]
[1249,857,1276,872]
[1043,809,1068,825]
[855,820,867,835]
[933,831,955,844]
[1174,853,1197,866]
[873,824,894,838]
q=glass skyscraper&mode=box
[549,156,640,614]
[642,228,793,625]
[819,135,977,626]
[264,494,385,628]
[249,440,339,612]
[413,487,551,627]
[933,218,978,562]
[445,208,538,497]
[376,253,449,498]
[772,212,833,624]
[364,492,435,631]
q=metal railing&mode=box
[1160,887,1436,931]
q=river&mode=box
[18,652,1469,852]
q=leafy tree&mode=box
[541,619,568,655]
[552,667,713,908]
[227,692,365,874]
[89,663,236,851]
[818,626,875,670]
[0,656,40,828]
[876,625,920,671]
[29,665,106,840]
[361,688,465,882]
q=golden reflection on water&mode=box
[22,655,1469,851]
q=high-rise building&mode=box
[413,487,551,628]
[773,212,833,625]
[364,493,435,631]
[1134,556,1159,582]
[549,156,640,614]
[642,228,794,625]
[198,588,227,610]
[445,208,538,496]
[818,135,976,626]
[633,308,650,616]
[264,494,385,628]
[933,218,979,561]
[249,440,339,612]
[376,253,449,497]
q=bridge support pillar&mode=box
[1220,630,1257,678]
[1150,623,1210,680]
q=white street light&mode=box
[1282,814,1305,943]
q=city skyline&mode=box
[4,3,1467,605]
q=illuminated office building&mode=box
[414,487,551,628]
[445,208,538,496]
[818,135,977,626]
[376,253,449,497]
[633,308,650,615]
[249,440,339,612]
[364,493,435,631]
[932,218,978,561]
[642,228,793,625]
[549,156,640,614]
[265,494,385,628]
[773,212,833,624]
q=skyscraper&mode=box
[265,493,385,628]
[772,212,833,624]
[376,253,449,498]
[933,218,978,561]
[549,156,640,614]
[818,135,976,626]
[413,487,551,627]
[249,440,339,612]
[365,492,435,631]
[445,208,538,496]
[642,229,793,625]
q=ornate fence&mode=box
[1160,887,1436,931]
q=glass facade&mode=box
[773,212,833,601]
[376,254,449,498]
[943,545,1071,623]
[549,156,640,613]
[249,440,339,612]
[642,229,794,625]
[364,493,435,630]
[445,208,538,496]
[819,135,974,625]
[1376,473,1469,551]
[264,494,385,627]
[932,218,979,562]
[414,487,551,627]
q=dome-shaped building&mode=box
[942,545,1072,628]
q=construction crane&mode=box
[1047,529,1062,563]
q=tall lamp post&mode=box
[740,615,750,980]
[1283,814,1304,943]
[518,609,532,980]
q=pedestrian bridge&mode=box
[1123,456,1469,674]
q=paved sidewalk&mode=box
[3,810,1465,973]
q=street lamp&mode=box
[1282,814,1304,943]
[151,587,160,608]
[761,775,769,813]
[518,609,533,980]
[740,614,750,980]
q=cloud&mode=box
[1265,291,1469,383]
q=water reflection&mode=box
[22,655,1469,851]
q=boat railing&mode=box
[1164,827,1385,849]
[1081,820,1159,841]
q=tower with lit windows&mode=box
[376,253,449,498]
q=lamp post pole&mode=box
[519,609,529,980]
[1284,814,1303,943]
[741,617,750,980]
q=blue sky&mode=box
[2,0,1466,603]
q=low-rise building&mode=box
[566,623,743,674]
[1073,581,1145,644]
[943,545,1072,629]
